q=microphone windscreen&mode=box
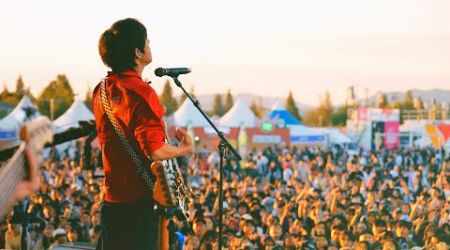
[154,67,165,77]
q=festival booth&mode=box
[420,123,450,150]
[218,99,289,151]
[0,96,42,150]
[310,127,353,146]
[266,101,331,148]
[51,99,95,158]
[289,125,328,148]
[192,126,292,153]
[399,120,429,148]
[347,108,400,151]
[174,98,286,152]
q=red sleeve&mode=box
[132,98,166,156]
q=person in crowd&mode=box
[33,223,54,250]
[48,228,67,249]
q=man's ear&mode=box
[135,48,142,58]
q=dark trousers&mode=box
[97,197,158,250]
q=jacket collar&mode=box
[107,70,141,80]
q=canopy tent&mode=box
[53,100,94,133]
[0,96,42,150]
[50,100,95,158]
[172,100,210,127]
[268,100,301,127]
[219,98,256,127]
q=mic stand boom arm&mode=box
[171,76,241,250]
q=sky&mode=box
[0,0,449,106]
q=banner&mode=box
[425,125,444,148]
[291,135,326,143]
[384,121,400,149]
[437,124,450,141]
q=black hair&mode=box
[98,18,147,72]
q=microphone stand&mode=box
[170,75,241,250]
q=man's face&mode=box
[138,38,152,66]
[81,213,90,226]
[193,221,206,236]
[396,226,409,238]
[243,222,255,235]
[331,229,342,242]
[373,225,386,237]
[359,233,374,245]
[269,225,282,240]
[356,223,367,234]
[44,225,54,238]
[68,230,78,242]
[316,236,328,248]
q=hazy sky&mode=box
[0,0,449,106]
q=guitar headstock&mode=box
[19,117,53,153]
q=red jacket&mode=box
[92,71,165,203]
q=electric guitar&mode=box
[0,117,53,217]
[153,133,195,249]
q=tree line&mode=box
[0,75,430,127]
[0,75,75,119]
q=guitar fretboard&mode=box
[0,143,27,217]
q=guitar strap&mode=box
[100,78,155,191]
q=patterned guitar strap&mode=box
[100,78,155,191]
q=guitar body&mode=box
[150,160,178,207]
[150,158,194,249]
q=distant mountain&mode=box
[179,93,312,115]
[368,88,450,106]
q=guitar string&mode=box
[0,120,51,217]
[1,156,25,203]
[0,156,25,216]
[0,154,25,195]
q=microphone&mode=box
[155,67,191,77]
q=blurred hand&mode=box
[175,128,193,154]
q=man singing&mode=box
[93,18,193,250]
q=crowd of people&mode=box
[1,146,104,250]
[181,145,450,250]
[1,142,449,250]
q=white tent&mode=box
[172,100,210,127]
[0,96,41,150]
[50,100,94,158]
[219,98,256,127]
[53,100,94,133]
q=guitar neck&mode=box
[0,143,27,217]
[0,116,53,218]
